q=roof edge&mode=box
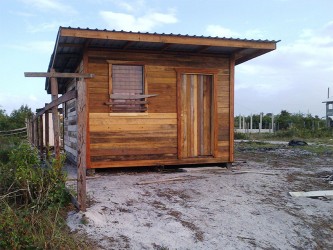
[59,26,279,50]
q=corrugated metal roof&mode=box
[46,26,279,93]
[60,26,279,43]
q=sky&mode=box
[1,0,333,117]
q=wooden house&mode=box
[44,27,278,169]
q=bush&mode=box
[1,142,70,211]
[0,137,23,164]
[0,142,76,249]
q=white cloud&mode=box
[235,21,333,116]
[9,11,35,17]
[206,25,239,38]
[104,0,145,12]
[99,11,178,32]
[26,22,59,33]
[21,0,76,14]
[0,93,49,114]
[118,2,136,12]
[8,41,54,54]
[206,25,265,39]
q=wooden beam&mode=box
[60,27,278,50]
[161,43,172,51]
[121,41,135,49]
[196,45,211,53]
[109,94,158,99]
[235,49,271,65]
[35,90,77,118]
[24,72,95,78]
[58,42,84,48]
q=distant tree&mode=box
[275,110,292,130]
[0,107,9,130]
[9,105,33,129]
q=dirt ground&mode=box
[66,142,333,249]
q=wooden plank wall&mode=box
[63,82,78,163]
[216,68,231,159]
[63,60,84,163]
[85,50,231,168]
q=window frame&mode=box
[107,61,148,115]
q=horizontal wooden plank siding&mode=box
[89,113,177,163]
[64,81,78,163]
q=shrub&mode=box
[0,142,81,249]
[1,142,69,211]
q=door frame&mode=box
[176,68,219,159]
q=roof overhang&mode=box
[46,27,279,93]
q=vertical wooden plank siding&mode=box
[212,74,219,157]
[197,76,203,155]
[204,76,213,156]
[76,80,87,211]
[176,71,182,159]
[229,56,235,162]
[178,73,214,158]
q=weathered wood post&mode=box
[50,69,61,160]
[76,80,87,211]
[30,118,34,145]
[45,111,50,158]
[39,115,44,156]
[34,116,38,147]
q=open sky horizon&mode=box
[1,0,333,117]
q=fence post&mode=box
[39,115,44,156]
[34,117,38,147]
[50,69,60,160]
[239,115,241,129]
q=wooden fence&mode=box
[25,70,94,211]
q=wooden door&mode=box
[180,74,213,158]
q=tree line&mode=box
[0,105,33,131]
[235,110,326,131]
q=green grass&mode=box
[235,127,333,145]
[235,139,333,156]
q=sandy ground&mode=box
[66,143,333,249]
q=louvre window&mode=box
[110,65,146,112]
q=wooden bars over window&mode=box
[106,63,158,113]
[109,65,146,112]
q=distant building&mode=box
[323,97,333,127]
